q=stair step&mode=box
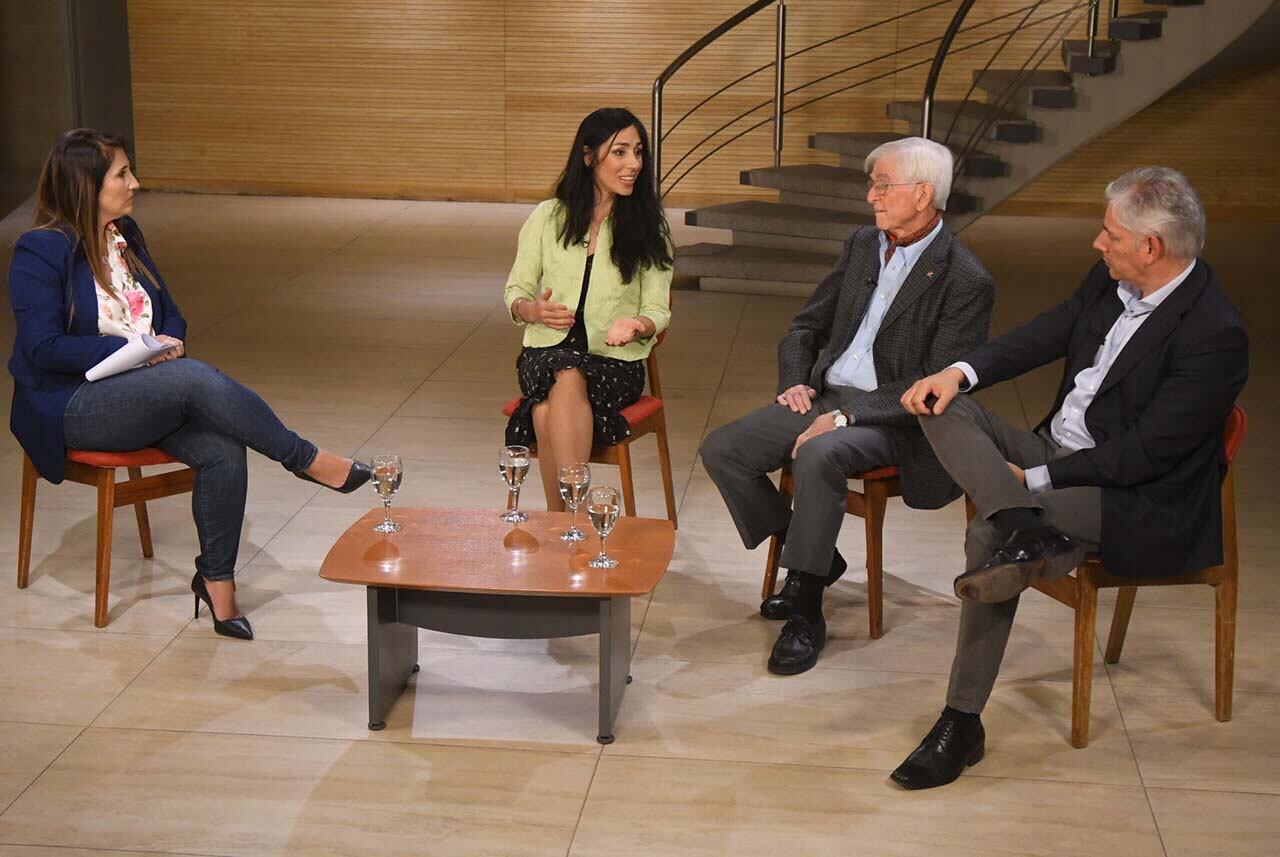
[808,131,1005,177]
[887,100,1041,144]
[1147,0,1201,5]
[1110,11,1165,40]
[1061,39,1120,75]
[741,163,981,214]
[971,69,1076,109]
[700,277,818,298]
[685,201,873,241]
[674,242,837,285]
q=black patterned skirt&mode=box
[505,343,646,447]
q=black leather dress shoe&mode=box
[759,550,848,620]
[760,571,802,620]
[890,711,985,790]
[954,525,1082,603]
[767,614,826,675]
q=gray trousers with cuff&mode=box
[919,395,1101,713]
[699,386,898,578]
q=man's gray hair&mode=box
[864,136,953,211]
[1105,166,1205,261]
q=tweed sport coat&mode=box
[777,222,995,509]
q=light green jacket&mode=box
[504,199,673,361]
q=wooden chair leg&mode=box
[654,424,678,528]
[1071,571,1099,748]
[864,483,889,640]
[18,455,38,589]
[1214,572,1238,722]
[94,469,117,628]
[762,535,783,601]
[127,466,155,558]
[617,444,637,517]
[1104,586,1137,664]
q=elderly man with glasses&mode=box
[700,136,996,675]
[891,166,1249,789]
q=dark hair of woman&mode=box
[553,107,673,284]
[31,128,160,297]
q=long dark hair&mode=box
[32,128,158,297]
[553,108,672,284]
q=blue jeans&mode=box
[63,359,318,581]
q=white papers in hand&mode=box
[85,334,176,381]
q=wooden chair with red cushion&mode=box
[501,332,677,527]
[761,464,903,639]
[1029,404,1247,748]
[17,448,196,627]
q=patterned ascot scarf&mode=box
[883,213,941,264]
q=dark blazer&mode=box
[964,259,1248,578]
[778,223,996,509]
[7,217,186,484]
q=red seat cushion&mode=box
[502,395,664,427]
[855,466,900,481]
[67,448,179,468]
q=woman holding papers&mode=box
[504,107,674,510]
[7,129,372,640]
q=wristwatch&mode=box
[832,409,850,428]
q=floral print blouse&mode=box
[94,222,154,338]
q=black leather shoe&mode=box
[295,459,373,494]
[191,573,254,641]
[760,571,802,620]
[760,550,848,620]
[954,525,1082,603]
[890,711,985,790]
[767,614,826,675]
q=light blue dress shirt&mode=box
[825,219,944,392]
[953,260,1196,493]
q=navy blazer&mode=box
[963,259,1248,578]
[7,217,186,483]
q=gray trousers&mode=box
[699,388,898,577]
[919,395,1101,713]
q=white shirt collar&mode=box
[1119,259,1197,311]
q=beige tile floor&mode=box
[0,192,1276,856]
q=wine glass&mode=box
[370,454,403,534]
[499,445,530,523]
[586,485,620,569]
[557,463,591,542]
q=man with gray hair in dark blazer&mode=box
[700,136,996,675]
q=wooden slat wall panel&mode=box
[128,1,1278,218]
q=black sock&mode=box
[990,506,1043,535]
[793,572,825,621]
[943,705,980,724]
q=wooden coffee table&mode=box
[319,508,675,743]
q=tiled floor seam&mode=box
[0,723,86,819]
[0,842,226,857]
[563,746,605,857]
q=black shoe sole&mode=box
[954,560,1042,603]
[767,655,820,676]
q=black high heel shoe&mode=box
[191,573,254,640]
[295,459,373,494]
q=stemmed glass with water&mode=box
[586,485,620,569]
[557,463,591,542]
[499,445,530,523]
[370,454,403,534]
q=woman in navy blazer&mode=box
[8,130,372,639]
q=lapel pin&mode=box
[926,270,934,278]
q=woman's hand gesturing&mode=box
[605,317,646,346]
[520,288,575,330]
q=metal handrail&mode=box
[653,0,1119,199]
[651,0,776,192]
[661,6,1089,196]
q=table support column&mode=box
[366,586,418,731]
[597,595,632,744]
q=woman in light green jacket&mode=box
[504,107,674,510]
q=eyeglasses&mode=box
[866,179,921,196]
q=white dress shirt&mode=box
[825,219,944,393]
[954,260,1196,493]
